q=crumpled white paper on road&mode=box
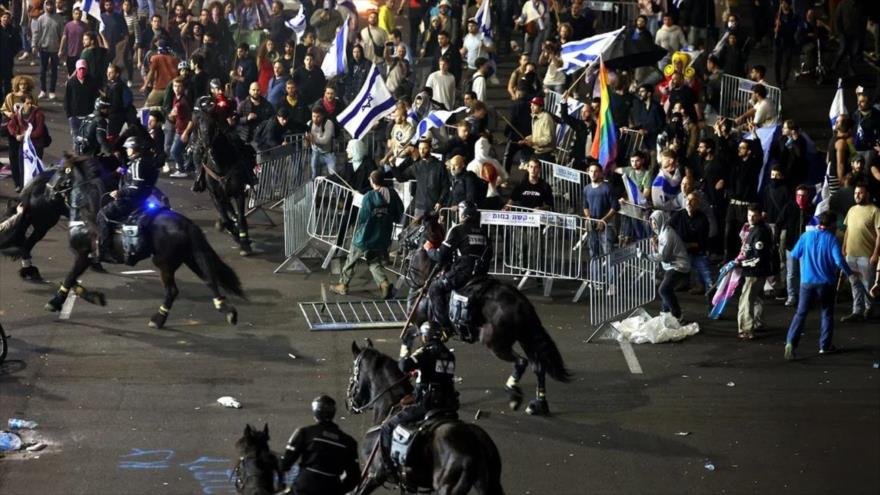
[611,309,700,344]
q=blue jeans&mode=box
[786,283,835,351]
[310,149,337,177]
[170,134,187,172]
[689,253,713,289]
[163,121,175,161]
[785,250,800,300]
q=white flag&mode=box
[321,20,350,78]
[285,8,306,38]
[829,78,847,129]
[22,124,45,187]
[76,0,106,32]
[337,64,396,140]
[560,27,623,74]
[410,107,468,144]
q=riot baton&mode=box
[398,264,441,340]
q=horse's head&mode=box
[347,339,410,416]
[235,423,271,456]
[400,212,446,253]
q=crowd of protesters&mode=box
[0,0,879,358]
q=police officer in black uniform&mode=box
[76,98,112,156]
[380,321,458,480]
[426,201,492,337]
[279,395,360,495]
[96,136,159,261]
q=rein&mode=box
[348,352,411,414]
[230,452,284,494]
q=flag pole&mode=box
[562,57,598,97]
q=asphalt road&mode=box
[1,44,880,495]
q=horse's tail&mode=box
[187,221,245,299]
[516,298,572,383]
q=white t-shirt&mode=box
[471,73,487,102]
[462,33,491,69]
[753,98,778,128]
[425,70,456,110]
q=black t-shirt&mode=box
[511,179,554,210]
[701,157,725,207]
[667,86,698,121]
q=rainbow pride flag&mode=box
[590,57,618,172]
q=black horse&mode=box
[397,216,571,416]
[34,154,244,328]
[233,424,282,495]
[348,340,505,495]
[4,155,120,281]
[192,107,255,256]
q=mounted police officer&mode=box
[380,321,458,481]
[426,201,492,340]
[279,395,360,495]
[96,136,159,261]
[76,98,112,156]
[190,95,215,193]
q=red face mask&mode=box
[795,195,809,209]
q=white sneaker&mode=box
[18,52,29,61]
[48,93,56,100]
[169,171,189,178]
[162,164,171,174]
[38,91,47,99]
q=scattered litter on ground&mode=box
[703,462,716,471]
[726,382,736,387]
[217,396,242,409]
[25,442,46,452]
[0,431,23,452]
[474,410,482,420]
[675,432,690,436]
[288,353,297,360]
[611,309,700,344]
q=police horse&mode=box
[232,424,284,495]
[397,214,571,416]
[191,98,255,256]
[348,340,505,495]
[13,154,244,328]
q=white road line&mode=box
[120,270,156,275]
[59,295,77,320]
[618,339,643,374]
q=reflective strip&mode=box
[305,467,336,477]
[313,437,347,449]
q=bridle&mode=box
[347,351,410,415]
[230,450,283,494]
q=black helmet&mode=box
[122,136,142,151]
[311,395,336,422]
[458,201,480,222]
[419,321,442,342]
[94,97,110,112]
[196,95,215,113]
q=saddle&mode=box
[390,412,459,487]
[115,198,165,266]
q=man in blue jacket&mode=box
[784,211,854,360]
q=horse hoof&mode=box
[525,398,550,416]
[226,308,238,325]
[81,291,107,306]
[239,247,251,257]
[506,385,523,411]
[44,299,63,312]
[19,266,42,281]
[90,262,107,273]
[149,313,167,329]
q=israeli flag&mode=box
[78,0,106,32]
[623,173,645,206]
[555,97,584,142]
[337,64,396,139]
[285,8,307,38]
[22,124,45,187]
[410,107,468,144]
[829,78,847,129]
[753,125,780,192]
[474,0,497,77]
[321,20,350,78]
[560,27,623,75]
[139,107,150,127]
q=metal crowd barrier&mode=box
[718,74,782,121]
[543,90,564,117]
[617,128,645,163]
[586,236,657,341]
[587,1,639,33]
[274,180,319,273]
[538,159,589,215]
[250,134,311,211]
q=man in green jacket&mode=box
[329,171,404,299]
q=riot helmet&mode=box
[458,201,480,223]
[311,395,336,422]
[419,321,443,342]
[94,97,110,113]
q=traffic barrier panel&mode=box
[251,134,311,209]
[617,128,645,163]
[538,159,589,215]
[718,74,781,122]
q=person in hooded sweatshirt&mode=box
[346,139,377,194]
[467,134,509,210]
[646,209,692,321]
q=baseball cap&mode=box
[530,96,544,106]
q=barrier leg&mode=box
[543,278,553,298]
[517,271,531,290]
[573,281,589,303]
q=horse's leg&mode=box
[233,191,252,256]
[208,183,237,236]
[491,346,529,411]
[525,361,550,416]
[19,223,51,281]
[45,252,102,311]
[149,262,181,329]
[183,258,238,325]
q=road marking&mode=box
[59,295,77,320]
[618,339,643,374]
[120,270,156,275]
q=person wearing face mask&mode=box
[345,138,378,194]
[734,203,777,340]
[777,185,816,307]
